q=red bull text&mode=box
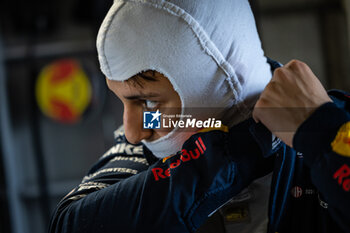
[152,137,206,181]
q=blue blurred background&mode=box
[0,0,349,232]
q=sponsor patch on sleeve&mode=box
[331,121,350,157]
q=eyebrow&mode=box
[123,93,160,100]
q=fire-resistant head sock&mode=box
[97,0,272,158]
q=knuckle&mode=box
[289,59,299,65]
[273,67,286,78]
[255,96,269,108]
[255,97,262,107]
[288,59,307,70]
[259,82,276,95]
[266,80,278,90]
[269,80,278,88]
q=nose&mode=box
[123,105,152,144]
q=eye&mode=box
[144,100,158,109]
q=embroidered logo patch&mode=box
[331,121,350,157]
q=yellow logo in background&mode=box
[331,122,350,157]
[36,59,92,124]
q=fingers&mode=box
[272,60,308,85]
[252,59,331,147]
[253,59,311,128]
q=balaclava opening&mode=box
[97,0,272,158]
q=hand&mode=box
[253,60,332,147]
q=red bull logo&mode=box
[333,164,350,192]
[152,137,206,181]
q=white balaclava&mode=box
[97,0,272,158]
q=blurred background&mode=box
[0,0,349,232]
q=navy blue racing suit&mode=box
[49,67,350,233]
[49,118,276,232]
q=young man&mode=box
[49,0,350,232]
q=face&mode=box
[106,71,181,144]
